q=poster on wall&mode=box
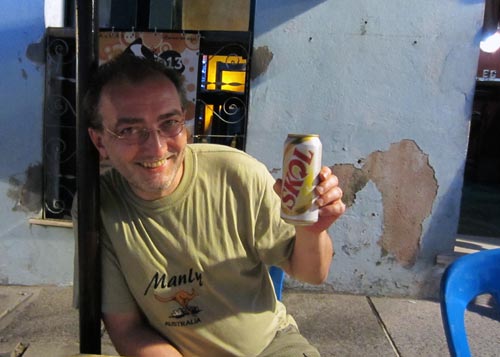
[99,31,200,137]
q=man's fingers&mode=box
[273,179,282,196]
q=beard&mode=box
[122,148,185,200]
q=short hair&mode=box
[83,54,188,129]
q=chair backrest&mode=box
[269,266,285,301]
[440,248,500,357]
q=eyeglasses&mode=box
[103,119,185,145]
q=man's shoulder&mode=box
[188,144,273,186]
[189,143,265,168]
[100,166,119,183]
[99,168,126,196]
[188,143,246,156]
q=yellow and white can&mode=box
[281,134,322,225]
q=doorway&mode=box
[458,48,500,240]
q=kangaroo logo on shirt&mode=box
[155,288,201,318]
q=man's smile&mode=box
[140,158,169,169]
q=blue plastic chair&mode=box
[269,266,285,301]
[440,248,500,357]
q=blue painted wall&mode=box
[0,1,44,172]
[0,0,74,285]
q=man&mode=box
[77,54,345,356]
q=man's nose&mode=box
[142,129,166,152]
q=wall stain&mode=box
[360,19,368,35]
[269,167,281,175]
[26,37,46,65]
[251,46,274,80]
[332,140,438,267]
[18,36,46,80]
[331,163,368,207]
[7,163,43,213]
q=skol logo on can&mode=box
[281,134,322,225]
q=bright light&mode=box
[480,31,500,53]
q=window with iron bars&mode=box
[41,0,254,220]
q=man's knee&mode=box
[258,325,320,357]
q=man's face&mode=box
[88,76,187,200]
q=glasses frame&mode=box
[102,119,185,145]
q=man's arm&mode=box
[276,166,345,284]
[103,309,182,357]
[286,227,334,284]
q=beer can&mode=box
[281,134,322,225]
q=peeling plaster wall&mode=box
[0,1,485,297]
[248,0,484,298]
[0,0,74,285]
[334,139,438,268]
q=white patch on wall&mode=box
[44,0,65,27]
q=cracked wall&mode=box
[0,0,481,293]
[333,140,438,267]
[247,0,481,298]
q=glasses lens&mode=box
[159,120,184,137]
[107,120,184,145]
[113,128,148,145]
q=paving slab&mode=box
[369,296,449,357]
[1,285,498,357]
[0,286,116,357]
[0,286,40,331]
[283,291,396,357]
[0,287,34,318]
[370,294,500,357]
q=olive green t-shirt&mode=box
[99,144,296,356]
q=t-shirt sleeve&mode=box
[101,228,139,313]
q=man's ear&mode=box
[88,127,108,159]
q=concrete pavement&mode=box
[1,285,499,356]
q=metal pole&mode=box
[75,0,101,354]
[249,0,256,33]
